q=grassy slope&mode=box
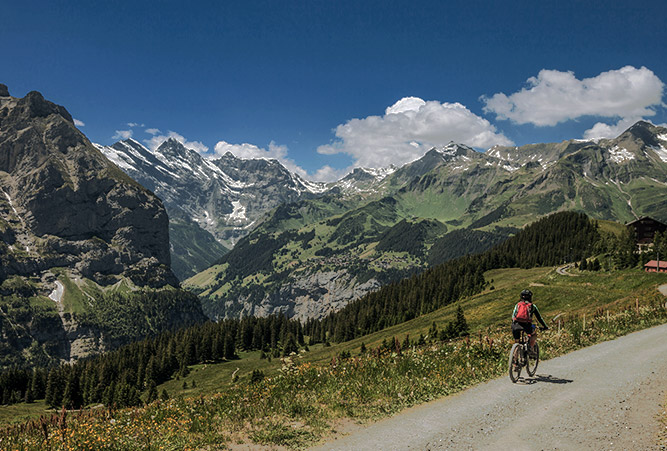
[168,266,667,398]
[1,266,665,451]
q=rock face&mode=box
[0,86,204,368]
[218,270,381,321]
[0,89,177,286]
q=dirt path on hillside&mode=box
[312,323,667,450]
[659,284,667,297]
[556,264,577,276]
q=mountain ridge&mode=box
[183,121,667,321]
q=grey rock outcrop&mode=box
[0,86,177,286]
[206,269,380,321]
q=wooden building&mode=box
[627,217,667,245]
[644,260,667,273]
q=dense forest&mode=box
[0,314,305,409]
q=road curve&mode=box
[312,323,667,450]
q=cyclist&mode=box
[511,289,548,356]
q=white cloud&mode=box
[213,140,287,160]
[73,118,85,127]
[583,117,645,141]
[312,165,350,183]
[112,129,133,140]
[316,97,513,169]
[145,128,161,135]
[213,140,319,180]
[127,122,144,128]
[482,66,665,126]
[144,131,209,153]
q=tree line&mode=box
[0,314,305,409]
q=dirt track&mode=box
[312,323,667,450]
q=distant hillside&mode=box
[313,211,599,340]
[186,124,667,321]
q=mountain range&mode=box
[181,123,667,321]
[2,82,667,360]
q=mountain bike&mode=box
[508,328,542,382]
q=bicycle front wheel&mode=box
[508,343,522,383]
[526,342,539,376]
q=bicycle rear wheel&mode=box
[508,343,522,383]
[526,342,539,376]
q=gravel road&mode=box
[312,323,667,450]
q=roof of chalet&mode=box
[627,217,667,227]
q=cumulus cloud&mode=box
[112,129,133,140]
[316,97,513,169]
[212,140,318,179]
[482,66,665,126]
[73,118,85,127]
[145,128,161,135]
[127,122,144,128]
[213,140,287,160]
[583,117,646,141]
[312,165,350,183]
[144,131,209,153]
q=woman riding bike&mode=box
[511,289,548,356]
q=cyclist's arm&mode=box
[511,303,518,321]
[532,304,548,328]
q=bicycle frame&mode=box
[509,328,539,382]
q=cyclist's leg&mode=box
[529,324,537,351]
[511,322,522,343]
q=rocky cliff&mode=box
[0,85,204,368]
[0,85,176,286]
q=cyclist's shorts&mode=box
[511,321,536,340]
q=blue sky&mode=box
[3,0,666,180]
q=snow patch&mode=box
[649,144,667,162]
[226,201,247,222]
[49,281,64,304]
[607,146,635,163]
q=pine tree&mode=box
[224,332,236,360]
[282,333,298,357]
[455,305,469,337]
[24,385,34,403]
[45,368,63,408]
[146,380,158,404]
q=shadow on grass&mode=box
[520,374,574,385]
